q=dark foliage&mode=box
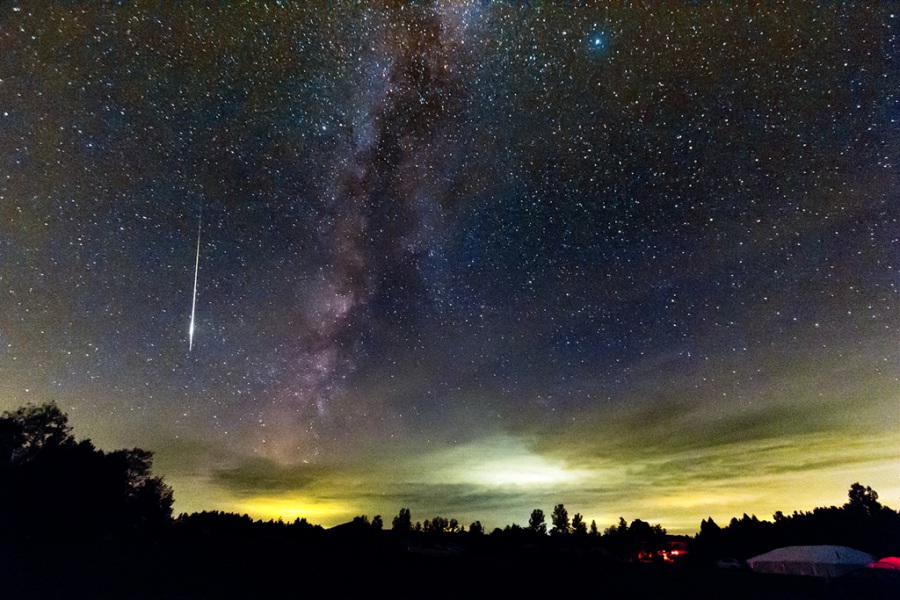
[572,512,587,535]
[0,403,173,542]
[392,507,412,532]
[691,483,900,560]
[529,508,547,534]
[603,517,668,560]
[551,503,570,535]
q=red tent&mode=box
[869,557,900,570]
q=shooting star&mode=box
[189,212,202,351]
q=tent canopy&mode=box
[747,545,876,579]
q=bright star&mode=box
[589,31,608,55]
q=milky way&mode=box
[257,6,479,460]
[0,3,897,531]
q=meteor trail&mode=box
[189,212,201,351]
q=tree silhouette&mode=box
[846,482,883,516]
[603,517,668,559]
[469,520,483,535]
[0,402,173,540]
[551,503,570,535]
[109,447,174,529]
[699,516,721,541]
[589,519,599,536]
[0,402,72,462]
[428,516,449,533]
[392,508,412,532]
[572,512,587,535]
[628,518,667,554]
[371,515,383,531]
[529,508,546,534]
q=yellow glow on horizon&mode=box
[236,496,351,523]
[160,429,898,535]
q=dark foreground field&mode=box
[6,534,893,600]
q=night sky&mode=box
[1,3,897,533]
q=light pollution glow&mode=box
[153,427,898,534]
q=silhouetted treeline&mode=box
[2,402,898,599]
[174,510,324,540]
[0,403,173,543]
[691,483,900,560]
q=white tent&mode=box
[747,545,876,578]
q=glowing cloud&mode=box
[427,435,592,488]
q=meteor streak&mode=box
[189,212,201,351]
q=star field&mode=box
[1,3,897,531]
